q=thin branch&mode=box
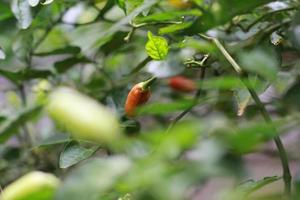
[244,6,298,32]
[199,34,242,74]
[126,56,152,76]
[18,84,35,147]
[199,34,291,197]
[124,21,182,42]
[167,67,206,133]
[19,84,27,106]
[0,184,3,199]
[124,27,137,43]
[184,54,210,68]
[229,6,298,32]
[32,12,64,52]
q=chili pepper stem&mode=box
[141,76,157,90]
[199,33,292,197]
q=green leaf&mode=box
[0,106,42,143]
[234,76,268,116]
[13,30,33,62]
[283,81,300,111]
[238,47,279,81]
[54,57,91,74]
[115,0,126,14]
[235,88,251,117]
[215,0,273,24]
[56,157,131,200]
[179,37,216,54]
[11,0,33,29]
[193,0,204,6]
[35,27,70,54]
[145,31,169,60]
[93,0,158,50]
[0,68,53,83]
[135,9,201,24]
[122,119,141,135]
[143,122,201,159]
[34,46,81,56]
[187,0,273,33]
[59,142,99,169]
[224,122,279,154]
[0,116,6,124]
[159,22,193,34]
[35,133,71,148]
[137,100,195,115]
[238,176,281,196]
[0,3,13,21]
[0,47,5,60]
[202,76,248,90]
[221,176,282,200]
[126,0,144,13]
[295,172,300,198]
[20,69,53,80]
[100,32,128,55]
[289,11,300,50]
[118,194,132,200]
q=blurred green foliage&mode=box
[0,0,300,200]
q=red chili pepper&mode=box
[168,76,196,93]
[125,77,156,117]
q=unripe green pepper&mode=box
[1,171,60,200]
[46,87,121,144]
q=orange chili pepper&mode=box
[125,77,156,117]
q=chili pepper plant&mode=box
[0,0,300,200]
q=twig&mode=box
[32,12,64,51]
[199,34,292,197]
[184,54,210,68]
[126,56,152,76]
[0,184,3,199]
[124,27,137,43]
[18,84,35,147]
[244,6,298,32]
[167,67,206,133]
[124,21,182,42]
